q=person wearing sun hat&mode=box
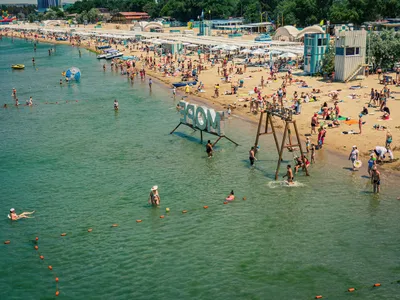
[367,153,376,177]
[148,186,160,206]
[9,208,35,221]
[348,145,359,171]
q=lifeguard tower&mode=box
[334,30,367,82]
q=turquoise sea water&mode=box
[1,38,400,299]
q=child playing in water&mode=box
[283,165,294,183]
[311,144,316,164]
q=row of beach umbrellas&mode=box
[161,40,299,58]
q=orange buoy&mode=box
[55,291,60,296]
[34,245,38,250]
[223,201,228,204]
[4,240,10,244]
[88,228,93,232]
[160,215,165,219]
[40,255,44,260]
[112,224,118,227]
[136,220,142,223]
[373,283,381,287]
[60,233,67,236]
[315,296,322,299]
[35,237,39,241]
[182,210,187,213]
[203,206,209,209]
[348,288,355,292]
[55,277,59,282]
[243,197,247,200]
[48,266,53,270]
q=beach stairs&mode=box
[344,64,368,83]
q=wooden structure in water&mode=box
[254,101,309,180]
[170,122,239,147]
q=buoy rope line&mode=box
[314,281,400,299]
[4,197,399,297]
[33,236,60,297]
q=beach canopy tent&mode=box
[296,25,325,39]
[273,26,299,41]
[279,52,297,59]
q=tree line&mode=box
[65,0,400,25]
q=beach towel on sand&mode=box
[344,119,359,125]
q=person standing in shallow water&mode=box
[206,140,213,158]
[249,146,256,166]
[371,166,381,193]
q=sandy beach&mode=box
[3,23,399,171]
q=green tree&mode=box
[27,13,36,23]
[87,8,100,23]
[368,30,400,70]
[76,10,88,24]
[44,10,57,20]
[321,41,335,75]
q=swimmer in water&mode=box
[226,190,235,200]
[148,186,160,206]
[9,208,35,220]
[12,88,17,97]
[28,97,33,106]
[114,99,119,110]
[371,166,381,193]
[283,164,294,184]
[60,79,63,85]
[206,140,213,158]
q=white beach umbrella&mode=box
[186,44,199,48]
[211,44,227,51]
[279,52,297,59]
[240,48,252,54]
[251,48,266,55]
[269,50,282,55]
[223,45,238,51]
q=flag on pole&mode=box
[320,20,324,26]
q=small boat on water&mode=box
[172,81,197,88]
[97,49,118,59]
[11,64,25,69]
[105,52,124,60]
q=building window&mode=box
[345,47,360,56]
[335,47,344,55]
[317,38,327,46]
